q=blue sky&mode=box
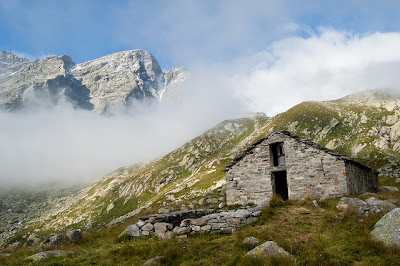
[1,0,400,69]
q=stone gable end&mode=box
[225,131,378,206]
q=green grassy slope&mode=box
[4,89,400,249]
[1,178,399,265]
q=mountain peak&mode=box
[0,51,29,64]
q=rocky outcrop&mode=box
[371,208,400,248]
[0,51,28,83]
[70,50,163,113]
[0,54,92,111]
[120,207,262,239]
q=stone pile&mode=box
[120,207,262,239]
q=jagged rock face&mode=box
[0,51,29,83]
[0,54,92,111]
[70,50,169,113]
[0,50,188,113]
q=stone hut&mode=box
[225,131,378,206]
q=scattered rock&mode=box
[66,229,82,243]
[218,202,225,208]
[396,178,400,184]
[337,197,396,215]
[379,186,399,192]
[364,197,397,214]
[312,200,319,207]
[206,198,219,204]
[243,236,259,246]
[371,208,400,248]
[143,256,164,265]
[41,234,69,249]
[27,250,74,262]
[1,253,11,257]
[158,207,173,214]
[198,198,207,206]
[246,241,294,259]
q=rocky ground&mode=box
[0,185,85,247]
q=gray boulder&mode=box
[154,222,173,236]
[243,236,259,246]
[136,220,146,228]
[371,208,400,248]
[245,241,294,259]
[395,178,400,183]
[27,250,74,262]
[41,234,69,249]
[66,229,82,242]
[126,224,141,238]
[337,197,368,215]
[337,197,396,215]
[143,256,164,265]
[141,223,154,232]
[364,197,397,214]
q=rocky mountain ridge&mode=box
[0,50,188,113]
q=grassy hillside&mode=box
[1,177,399,265]
[3,89,400,250]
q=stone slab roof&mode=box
[224,131,378,174]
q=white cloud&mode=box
[233,29,400,115]
[0,69,246,187]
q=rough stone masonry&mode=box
[225,131,378,207]
[120,207,262,239]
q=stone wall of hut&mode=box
[226,132,355,206]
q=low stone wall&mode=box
[120,207,262,239]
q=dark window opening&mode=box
[272,171,288,200]
[269,142,285,166]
